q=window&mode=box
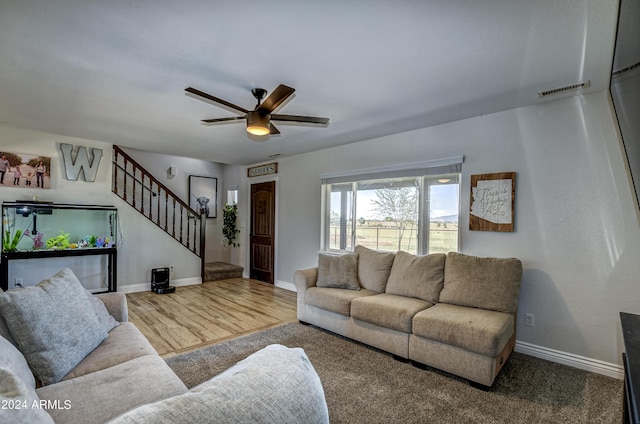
[226,187,238,205]
[321,159,461,255]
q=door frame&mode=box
[247,176,278,285]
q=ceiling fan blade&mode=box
[271,114,329,125]
[185,87,249,114]
[269,123,281,135]
[257,84,295,114]
[201,116,245,124]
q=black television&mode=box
[610,0,640,210]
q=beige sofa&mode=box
[1,269,329,424]
[294,246,523,387]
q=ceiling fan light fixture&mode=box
[246,111,270,136]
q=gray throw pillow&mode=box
[316,253,360,290]
[86,292,120,333]
[49,268,119,333]
[354,245,395,293]
[385,251,446,303]
[0,369,55,424]
[0,268,108,385]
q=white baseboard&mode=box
[515,340,623,380]
[117,276,202,294]
[118,275,624,380]
[275,280,296,292]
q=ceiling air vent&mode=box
[537,80,591,98]
[612,61,640,78]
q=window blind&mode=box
[320,156,463,185]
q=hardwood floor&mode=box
[126,278,298,358]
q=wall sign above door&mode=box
[247,162,278,178]
[469,172,516,232]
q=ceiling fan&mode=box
[185,84,329,137]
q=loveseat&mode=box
[1,268,329,424]
[294,246,523,387]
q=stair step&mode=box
[204,262,244,282]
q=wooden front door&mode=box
[250,181,275,284]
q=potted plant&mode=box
[222,203,240,247]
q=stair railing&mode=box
[112,146,205,281]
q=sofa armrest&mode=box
[95,292,129,322]
[294,267,318,292]
[294,268,318,322]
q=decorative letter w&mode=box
[60,143,103,182]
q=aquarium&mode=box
[2,201,117,253]
[1,202,119,292]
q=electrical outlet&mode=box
[524,313,535,327]
[14,278,24,288]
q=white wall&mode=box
[0,126,204,290]
[226,90,640,368]
[121,147,225,262]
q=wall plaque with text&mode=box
[469,172,515,232]
[247,163,278,178]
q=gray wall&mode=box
[3,88,636,369]
[226,90,640,367]
[0,127,222,290]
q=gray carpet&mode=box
[165,322,623,424]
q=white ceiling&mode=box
[0,0,619,165]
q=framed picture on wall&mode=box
[0,151,51,189]
[469,172,515,232]
[189,175,217,218]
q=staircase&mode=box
[112,146,206,281]
[203,262,244,282]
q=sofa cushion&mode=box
[412,303,514,357]
[0,335,38,402]
[63,322,158,381]
[385,251,446,303]
[108,344,329,424]
[306,287,378,316]
[94,292,129,323]
[36,355,188,424]
[0,269,108,385]
[438,252,523,313]
[354,245,395,293]
[317,253,360,290]
[351,293,433,332]
[0,368,55,424]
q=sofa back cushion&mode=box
[0,334,38,402]
[385,251,446,303]
[0,368,55,424]
[108,344,329,424]
[438,252,523,313]
[354,245,395,293]
[316,253,360,290]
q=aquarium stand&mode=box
[0,247,117,292]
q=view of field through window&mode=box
[327,175,459,254]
